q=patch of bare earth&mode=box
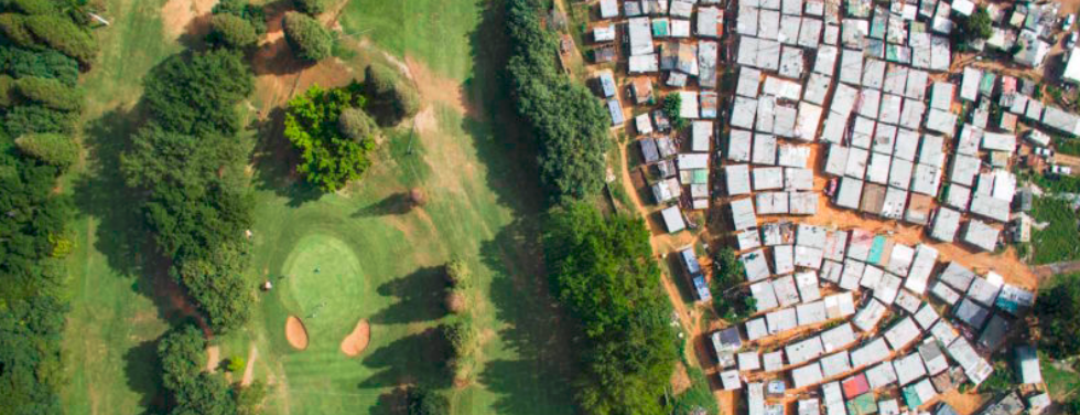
[206,345,220,372]
[670,362,692,395]
[241,344,259,386]
[161,0,218,40]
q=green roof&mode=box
[847,394,878,415]
[692,169,708,184]
[903,384,922,408]
[868,235,887,264]
[652,20,669,37]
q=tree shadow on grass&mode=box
[351,192,414,217]
[358,327,451,391]
[477,220,578,415]
[367,266,447,325]
[368,386,409,415]
[249,107,324,207]
[122,339,166,415]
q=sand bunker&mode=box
[340,319,370,357]
[285,316,309,350]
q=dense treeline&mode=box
[543,203,679,415]
[122,48,256,332]
[506,0,609,201]
[1035,274,1080,358]
[0,0,97,412]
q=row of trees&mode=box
[282,65,418,191]
[543,203,679,415]
[442,260,482,387]
[0,1,95,412]
[506,0,610,202]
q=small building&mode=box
[793,363,825,389]
[606,99,624,126]
[599,0,619,19]
[660,206,685,233]
[742,249,771,282]
[893,352,928,386]
[931,207,961,242]
[962,219,1000,252]
[731,197,758,231]
[978,314,1010,350]
[954,297,990,329]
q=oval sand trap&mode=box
[340,319,370,357]
[285,316,309,350]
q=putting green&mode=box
[279,233,370,341]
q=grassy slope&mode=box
[1031,197,1080,265]
[60,0,182,413]
[61,0,575,414]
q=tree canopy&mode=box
[506,0,610,202]
[1036,274,1080,358]
[954,6,992,44]
[363,64,421,122]
[543,203,679,415]
[14,132,80,169]
[208,14,259,50]
[282,12,332,62]
[284,83,377,191]
[142,49,254,136]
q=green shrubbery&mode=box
[337,106,378,141]
[0,46,80,86]
[14,133,79,169]
[23,14,98,66]
[364,64,421,122]
[282,12,332,62]
[212,0,267,34]
[506,0,610,201]
[142,49,254,136]
[0,74,14,107]
[406,386,450,415]
[13,76,83,112]
[208,14,259,50]
[284,83,377,191]
[4,104,78,136]
[543,202,679,415]
[711,247,755,321]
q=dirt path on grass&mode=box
[206,345,220,372]
[241,344,259,386]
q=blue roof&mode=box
[607,99,624,125]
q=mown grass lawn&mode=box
[61,0,576,414]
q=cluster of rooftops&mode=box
[706,223,1044,415]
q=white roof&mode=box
[793,362,825,388]
[960,67,982,101]
[820,322,857,352]
[661,206,685,233]
[797,300,828,326]
[883,317,922,351]
[893,353,928,385]
[747,318,769,341]
[599,0,619,18]
[787,336,826,365]
[820,351,852,378]
[732,197,759,231]
[1066,48,1080,84]
[742,249,772,282]
[752,280,781,311]
[851,337,890,367]
[853,299,888,332]
[904,244,938,294]
[767,307,799,333]
[628,18,654,56]
[866,362,897,389]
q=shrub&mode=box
[0,13,37,48]
[227,356,247,372]
[293,0,326,15]
[364,64,422,122]
[212,0,267,34]
[4,104,78,136]
[208,14,259,50]
[445,259,471,287]
[282,12,331,62]
[14,76,83,112]
[446,290,467,314]
[23,14,98,66]
[14,133,79,169]
[283,83,375,191]
[406,386,450,415]
[0,46,80,86]
[1036,274,1080,358]
[337,107,377,142]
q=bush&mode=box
[4,104,78,136]
[293,0,326,15]
[0,46,80,86]
[0,13,37,49]
[406,386,450,415]
[14,133,79,169]
[663,93,688,130]
[283,83,375,191]
[337,107,377,142]
[14,76,83,112]
[445,259,471,287]
[212,0,267,34]
[23,14,98,66]
[364,64,422,122]
[208,14,259,50]
[235,381,268,415]
[227,356,247,372]
[282,12,331,62]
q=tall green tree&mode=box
[543,203,679,415]
[283,83,376,191]
[1036,274,1080,358]
[282,12,332,62]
